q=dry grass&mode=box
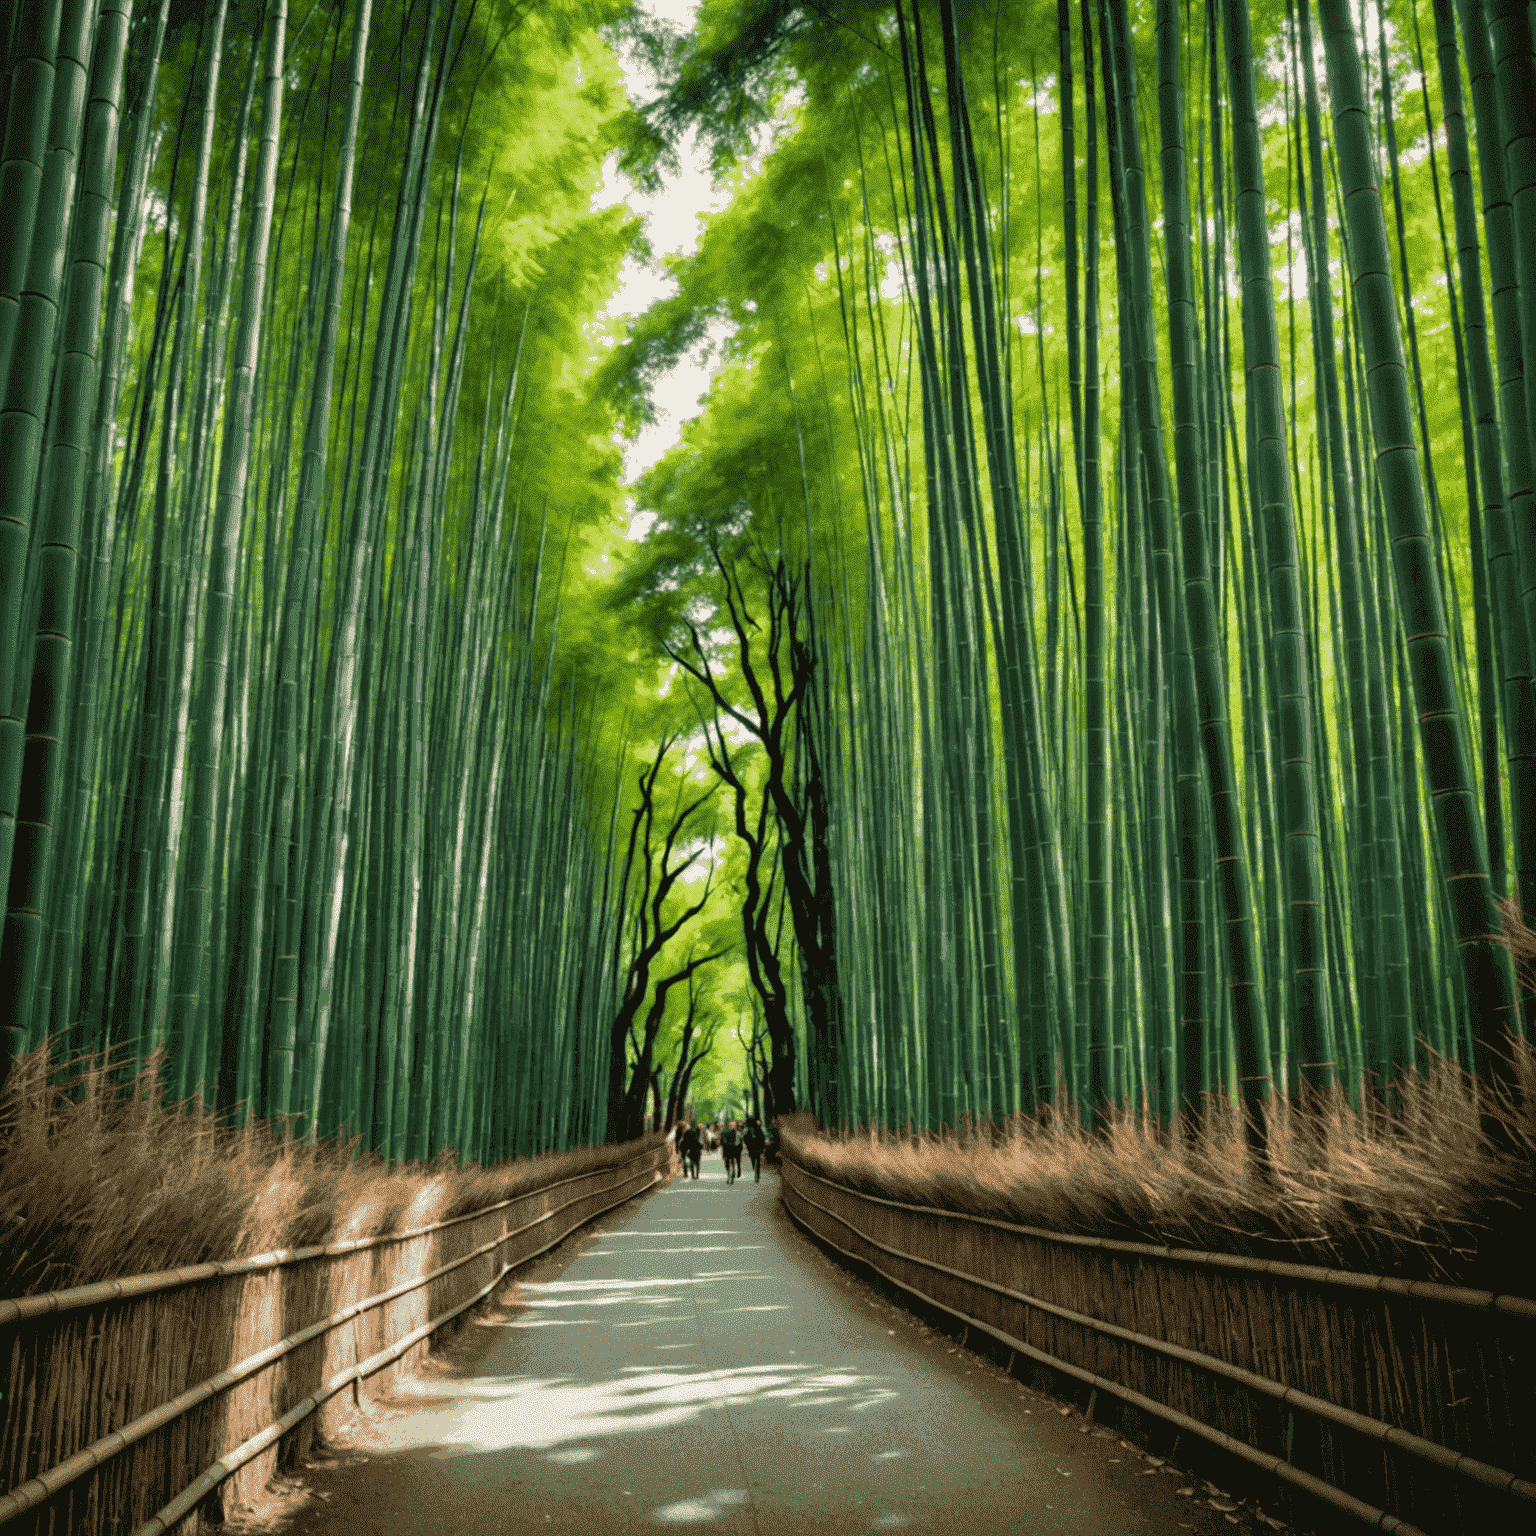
[781,1039,1536,1293]
[0,1043,661,1298]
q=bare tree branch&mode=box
[605,739,720,1141]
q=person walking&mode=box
[721,1120,743,1184]
[743,1117,766,1182]
[678,1120,702,1179]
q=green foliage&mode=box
[598,0,1532,1129]
[0,0,659,1159]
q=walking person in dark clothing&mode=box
[678,1121,702,1179]
[721,1120,744,1184]
[743,1117,766,1182]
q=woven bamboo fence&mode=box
[0,1140,669,1535]
[781,1155,1534,1536]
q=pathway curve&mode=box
[249,1164,1250,1534]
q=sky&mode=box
[597,0,734,535]
[588,2,754,1105]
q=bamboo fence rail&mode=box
[0,1141,669,1535]
[781,1155,1533,1536]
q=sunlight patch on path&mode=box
[654,1488,750,1523]
[375,1361,897,1456]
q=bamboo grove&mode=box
[4,0,1535,1157]
[0,0,643,1158]
[619,0,1536,1133]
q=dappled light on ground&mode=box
[653,1489,750,1522]
[261,1168,1246,1535]
[380,1334,897,1454]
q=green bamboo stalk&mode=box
[0,0,62,398]
[1319,0,1520,1089]
[307,0,450,1140]
[1457,0,1536,697]
[1434,0,1536,941]
[0,0,96,1061]
[1485,2,1536,503]
[1154,0,1212,1115]
[1412,0,1503,908]
[267,0,372,1126]
[167,0,286,1099]
[1226,0,1334,1092]
[1077,0,1104,1113]
[1107,0,1272,1128]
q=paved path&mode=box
[252,1165,1251,1535]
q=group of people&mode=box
[674,1116,768,1183]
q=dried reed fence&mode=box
[0,1132,668,1536]
[781,1153,1534,1536]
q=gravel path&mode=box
[242,1164,1268,1535]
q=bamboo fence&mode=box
[781,1153,1534,1536]
[0,1140,670,1535]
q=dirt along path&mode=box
[239,1161,1272,1535]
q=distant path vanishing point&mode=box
[251,1164,1246,1535]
